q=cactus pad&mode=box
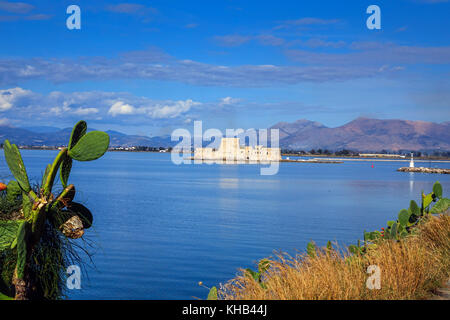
[3,140,30,192]
[0,220,22,251]
[41,164,51,189]
[433,181,443,199]
[430,198,450,214]
[60,156,73,188]
[207,286,218,300]
[51,184,76,211]
[398,209,411,227]
[22,192,32,219]
[422,192,434,209]
[409,200,420,216]
[16,221,29,279]
[67,202,93,229]
[6,180,21,202]
[68,120,87,150]
[68,131,110,161]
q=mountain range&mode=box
[0,126,173,148]
[270,117,450,152]
[0,117,449,152]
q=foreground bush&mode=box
[219,214,449,300]
[215,182,450,300]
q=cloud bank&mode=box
[0,87,235,127]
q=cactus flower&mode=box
[0,182,6,191]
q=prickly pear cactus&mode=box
[0,120,109,300]
[207,286,218,300]
[349,181,449,254]
[3,141,30,192]
[68,131,110,161]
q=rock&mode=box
[60,215,84,239]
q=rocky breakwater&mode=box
[397,167,450,174]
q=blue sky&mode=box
[0,0,449,136]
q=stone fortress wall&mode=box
[194,137,281,161]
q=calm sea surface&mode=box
[1,150,449,299]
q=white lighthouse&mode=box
[409,152,415,168]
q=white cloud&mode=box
[150,99,199,118]
[213,34,285,47]
[0,87,204,126]
[219,97,241,106]
[49,105,99,116]
[108,99,200,118]
[0,1,34,14]
[106,3,158,16]
[0,87,32,111]
[108,101,136,116]
[73,107,99,115]
[274,17,341,30]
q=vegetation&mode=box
[281,149,450,158]
[110,146,172,152]
[0,120,109,300]
[209,182,450,300]
[281,149,359,156]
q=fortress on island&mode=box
[194,137,281,162]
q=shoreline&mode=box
[6,148,450,161]
[8,148,450,164]
[302,157,450,163]
[186,157,343,164]
[283,154,450,162]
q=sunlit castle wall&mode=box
[193,137,281,161]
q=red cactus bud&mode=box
[0,183,7,191]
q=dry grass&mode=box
[220,214,450,300]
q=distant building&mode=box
[194,137,281,162]
[359,153,406,158]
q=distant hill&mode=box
[105,130,173,147]
[0,126,174,148]
[271,117,450,152]
[1,117,449,151]
[26,126,62,133]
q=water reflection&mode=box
[219,178,239,189]
[194,159,275,165]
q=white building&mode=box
[194,137,281,162]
